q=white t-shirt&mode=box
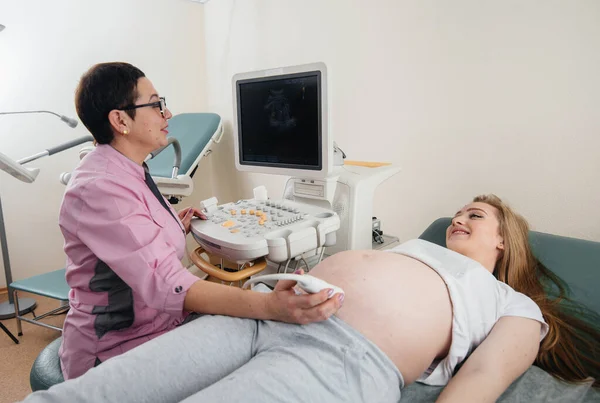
[387,239,550,386]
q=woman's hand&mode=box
[265,269,344,324]
[178,207,207,234]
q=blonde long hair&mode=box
[474,194,600,387]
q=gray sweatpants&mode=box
[19,315,403,403]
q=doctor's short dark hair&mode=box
[75,62,145,145]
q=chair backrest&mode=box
[419,218,600,315]
[146,113,222,178]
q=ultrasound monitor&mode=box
[232,62,332,179]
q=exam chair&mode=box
[24,112,223,392]
[402,217,600,403]
[146,112,223,204]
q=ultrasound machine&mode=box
[189,62,401,285]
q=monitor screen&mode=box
[236,71,322,171]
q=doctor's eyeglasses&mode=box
[119,97,167,117]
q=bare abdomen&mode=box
[309,249,453,384]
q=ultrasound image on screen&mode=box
[237,72,321,170]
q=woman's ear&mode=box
[497,239,504,251]
[107,110,130,136]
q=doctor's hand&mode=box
[178,207,207,234]
[266,269,344,325]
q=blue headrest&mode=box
[147,113,221,178]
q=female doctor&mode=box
[57,62,343,380]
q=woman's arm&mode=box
[436,316,541,403]
[184,274,343,324]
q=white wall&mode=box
[0,0,207,286]
[202,0,600,245]
[1,0,599,287]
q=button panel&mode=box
[206,200,310,237]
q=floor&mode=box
[0,291,65,403]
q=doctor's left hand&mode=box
[178,207,207,234]
[266,269,344,325]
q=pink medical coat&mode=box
[57,144,200,379]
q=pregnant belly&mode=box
[309,249,453,384]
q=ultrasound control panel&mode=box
[191,196,340,264]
